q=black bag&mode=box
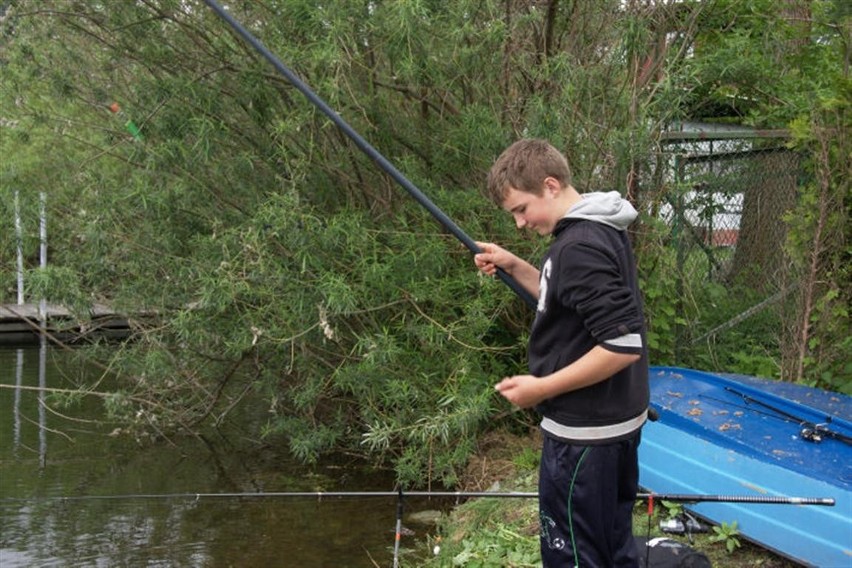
[634,536,713,568]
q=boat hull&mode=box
[639,367,852,567]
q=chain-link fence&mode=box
[642,127,802,374]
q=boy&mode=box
[474,139,649,567]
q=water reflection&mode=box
[0,347,439,567]
[12,348,22,454]
[38,337,47,469]
[9,338,50,467]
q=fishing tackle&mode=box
[3,488,832,567]
[724,386,852,445]
[0,489,833,506]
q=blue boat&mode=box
[639,367,852,567]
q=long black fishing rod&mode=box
[724,386,852,445]
[0,490,834,506]
[203,0,537,309]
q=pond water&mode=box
[0,345,439,567]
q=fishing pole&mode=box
[202,0,537,309]
[0,490,834,506]
[724,386,852,445]
[699,392,833,433]
[2,489,832,568]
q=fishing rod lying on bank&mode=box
[4,489,832,568]
[0,489,834,506]
[203,0,536,309]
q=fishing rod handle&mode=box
[637,493,835,506]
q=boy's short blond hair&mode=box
[485,139,573,206]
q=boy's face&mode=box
[501,178,564,236]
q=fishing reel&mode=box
[660,510,708,543]
[799,423,827,443]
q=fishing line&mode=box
[202,0,537,309]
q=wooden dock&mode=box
[0,303,133,346]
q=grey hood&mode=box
[563,191,637,231]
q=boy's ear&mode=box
[543,177,562,196]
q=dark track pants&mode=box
[538,431,641,568]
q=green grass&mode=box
[408,431,801,567]
[411,493,800,567]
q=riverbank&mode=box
[410,430,801,567]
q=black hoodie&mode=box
[529,191,649,444]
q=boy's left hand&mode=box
[495,375,547,409]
